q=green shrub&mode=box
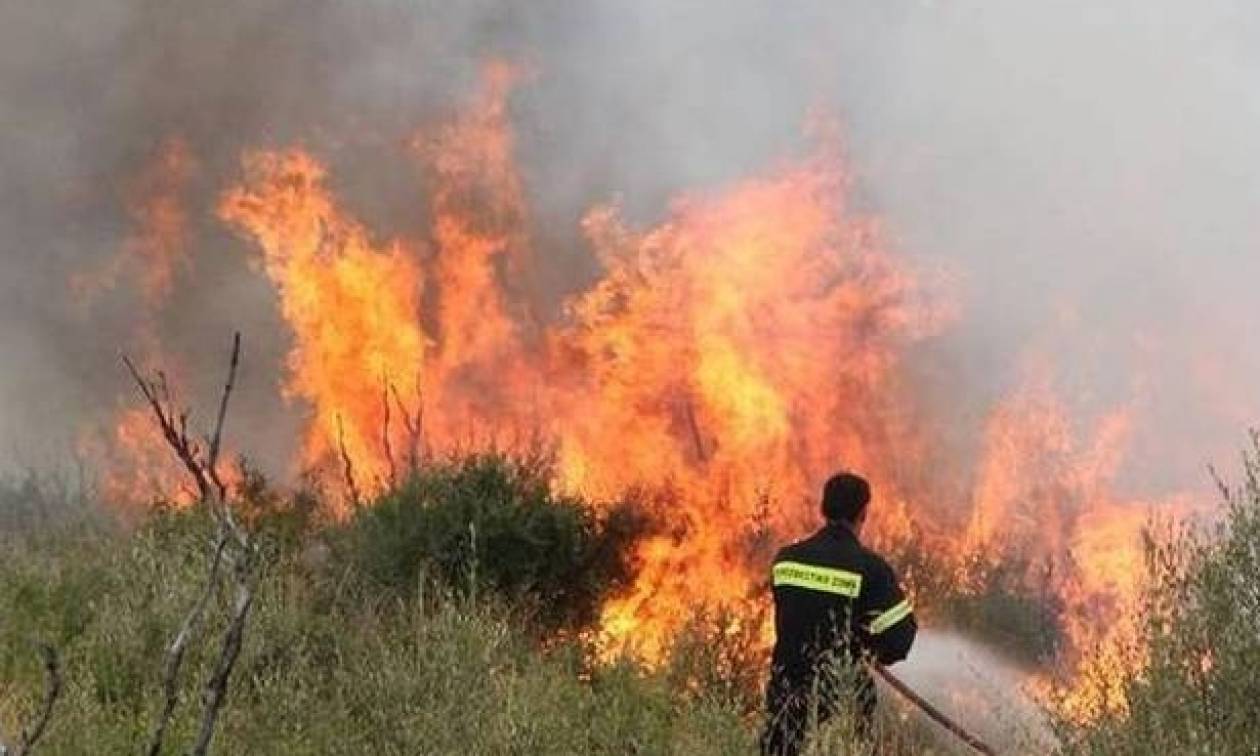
[334,453,645,632]
[1051,436,1260,754]
[0,493,753,755]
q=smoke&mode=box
[2,0,1258,493]
[891,629,1054,752]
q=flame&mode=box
[411,61,539,441]
[75,138,201,504]
[550,151,950,656]
[214,70,953,655]
[77,406,191,507]
[218,149,427,488]
[964,363,1209,718]
[73,137,198,307]
[83,64,1213,704]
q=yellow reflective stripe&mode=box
[868,599,913,634]
[772,561,863,597]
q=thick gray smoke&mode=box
[2,0,1258,490]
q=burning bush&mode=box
[332,452,646,633]
[1051,437,1260,753]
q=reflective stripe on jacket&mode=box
[769,523,917,680]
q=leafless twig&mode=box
[206,332,241,502]
[336,414,361,508]
[381,379,396,490]
[122,357,210,501]
[683,397,708,463]
[13,643,61,756]
[390,381,424,474]
[191,556,255,756]
[144,527,229,756]
[125,332,257,756]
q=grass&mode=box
[0,504,756,754]
[0,457,959,755]
[7,438,1257,754]
[0,461,767,755]
[1048,437,1260,755]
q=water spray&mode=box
[872,663,995,755]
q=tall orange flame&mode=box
[81,65,1208,692]
[219,150,427,487]
[73,137,198,307]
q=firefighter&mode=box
[761,472,917,756]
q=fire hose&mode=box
[871,663,996,755]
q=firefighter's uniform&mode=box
[762,522,917,755]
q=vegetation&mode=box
[0,468,100,537]
[7,435,1259,754]
[335,453,646,633]
[0,457,957,755]
[0,465,754,754]
[1051,438,1260,755]
[887,533,1064,665]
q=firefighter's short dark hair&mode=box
[822,472,870,523]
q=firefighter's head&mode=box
[822,472,870,533]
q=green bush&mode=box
[0,492,755,755]
[1052,437,1260,754]
[334,453,645,633]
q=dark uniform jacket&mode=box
[769,522,916,685]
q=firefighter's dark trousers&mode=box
[760,671,876,756]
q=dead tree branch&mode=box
[125,332,257,756]
[206,332,241,502]
[381,379,396,490]
[144,527,230,756]
[683,398,708,464]
[390,381,424,474]
[13,643,61,756]
[336,414,361,508]
[122,357,210,501]
[191,556,255,756]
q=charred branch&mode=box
[191,559,256,756]
[125,332,257,756]
[336,414,361,508]
[683,397,708,464]
[381,379,396,490]
[122,356,210,502]
[10,643,61,756]
[144,526,230,756]
[207,332,241,502]
[390,381,424,474]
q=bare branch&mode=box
[125,333,259,756]
[122,354,210,501]
[381,378,396,490]
[390,382,424,474]
[15,643,61,756]
[145,526,230,756]
[683,397,708,464]
[207,332,242,501]
[190,556,255,756]
[336,414,361,508]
